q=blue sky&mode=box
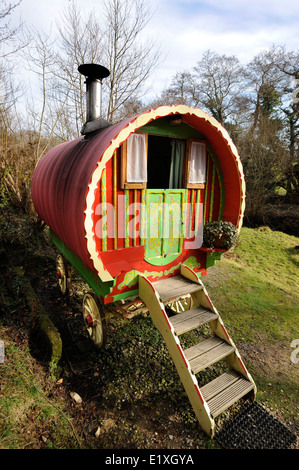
[10,0,299,100]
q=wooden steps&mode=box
[152,275,203,302]
[170,307,218,335]
[201,371,255,418]
[185,337,235,374]
[139,271,256,438]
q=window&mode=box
[186,140,206,188]
[169,139,186,189]
[121,133,147,189]
[121,134,207,190]
[147,135,186,189]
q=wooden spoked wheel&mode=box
[82,292,107,349]
[168,295,192,314]
[56,254,69,295]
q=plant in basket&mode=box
[203,221,238,250]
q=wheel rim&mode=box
[168,295,192,314]
[56,255,67,294]
[82,293,106,349]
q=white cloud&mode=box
[142,0,299,97]
[11,0,299,102]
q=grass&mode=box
[205,226,299,342]
[0,337,78,449]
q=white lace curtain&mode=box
[188,142,206,184]
[126,133,147,182]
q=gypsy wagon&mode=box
[31,64,256,438]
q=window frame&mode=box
[121,133,148,189]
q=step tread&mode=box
[152,275,202,302]
[201,371,255,417]
[170,308,218,335]
[184,337,235,374]
[201,370,240,400]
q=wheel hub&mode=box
[85,313,94,328]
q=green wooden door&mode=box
[144,189,186,266]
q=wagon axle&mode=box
[84,312,95,328]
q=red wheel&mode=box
[82,292,107,349]
[56,254,69,295]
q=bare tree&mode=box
[0,1,22,57]
[0,1,31,66]
[193,50,245,126]
[272,47,299,201]
[159,71,199,107]
[102,0,161,122]
[23,29,75,163]
[0,0,25,116]
[53,0,160,132]
[55,0,105,137]
[0,0,33,213]
[25,30,56,161]
[244,46,284,131]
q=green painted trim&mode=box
[136,117,205,140]
[141,190,146,245]
[207,147,225,220]
[206,251,223,269]
[125,189,129,247]
[145,252,181,267]
[209,163,216,222]
[180,188,188,252]
[50,230,114,299]
[101,168,107,251]
[113,151,118,249]
[110,289,140,302]
[189,189,195,238]
[133,189,137,246]
[203,156,210,224]
[195,189,201,238]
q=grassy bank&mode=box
[205,226,298,341]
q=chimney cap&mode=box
[78,63,110,82]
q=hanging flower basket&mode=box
[203,221,238,250]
